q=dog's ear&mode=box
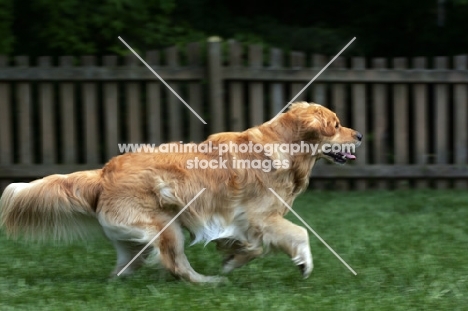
[289,103,337,137]
[316,113,337,137]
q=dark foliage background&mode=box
[1,0,468,56]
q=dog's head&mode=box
[285,102,362,164]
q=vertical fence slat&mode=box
[38,57,56,164]
[166,46,182,141]
[145,51,162,144]
[454,55,468,189]
[393,58,409,189]
[103,55,119,159]
[59,56,77,163]
[351,57,367,190]
[413,57,429,189]
[187,43,203,142]
[310,55,329,190]
[310,54,328,191]
[228,41,245,131]
[249,44,264,126]
[312,54,328,106]
[15,56,32,165]
[331,56,349,190]
[269,48,284,118]
[208,37,224,133]
[372,58,388,189]
[435,57,449,189]
[290,51,306,101]
[331,57,347,124]
[0,56,12,191]
[82,56,99,163]
[126,54,142,143]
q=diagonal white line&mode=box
[117,188,206,276]
[268,188,357,275]
[268,37,356,124]
[118,36,207,124]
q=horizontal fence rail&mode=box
[2,68,468,83]
[0,39,467,191]
[1,165,467,179]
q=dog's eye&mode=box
[335,123,340,129]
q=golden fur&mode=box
[0,102,362,282]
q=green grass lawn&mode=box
[1,190,467,310]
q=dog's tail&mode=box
[0,170,103,242]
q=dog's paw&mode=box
[297,263,313,279]
[204,275,230,285]
[292,254,313,279]
[222,254,235,265]
[221,254,236,274]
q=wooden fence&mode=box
[0,38,467,191]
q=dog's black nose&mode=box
[355,132,363,141]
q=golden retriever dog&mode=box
[0,102,362,283]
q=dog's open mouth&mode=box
[324,151,356,164]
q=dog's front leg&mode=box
[263,216,313,278]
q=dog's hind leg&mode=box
[103,218,224,282]
[98,189,225,282]
[158,220,227,283]
[262,216,313,278]
[216,239,263,274]
[109,240,153,276]
[100,221,155,277]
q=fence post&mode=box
[435,56,449,189]
[290,51,306,101]
[207,36,224,133]
[125,54,143,143]
[103,55,119,159]
[269,48,284,118]
[146,51,162,145]
[166,46,182,141]
[331,56,349,190]
[59,56,77,164]
[82,56,99,164]
[352,57,367,190]
[372,58,388,190]
[248,45,264,126]
[310,54,327,191]
[413,57,428,189]
[229,40,245,131]
[311,54,328,106]
[38,56,56,164]
[393,58,409,189]
[15,56,32,165]
[187,43,203,142]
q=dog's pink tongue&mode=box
[344,153,356,160]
